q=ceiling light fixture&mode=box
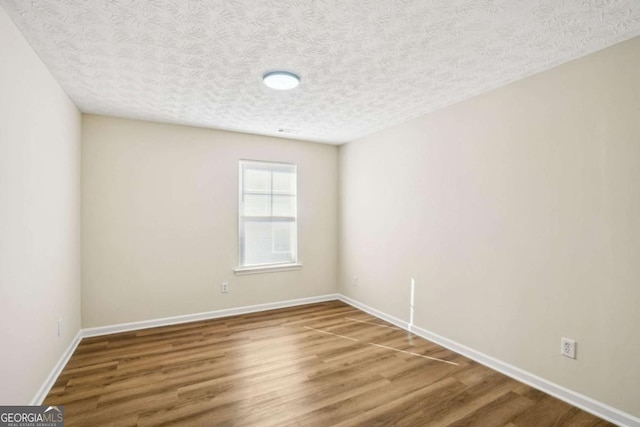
[263,71,300,90]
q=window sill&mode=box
[233,263,303,276]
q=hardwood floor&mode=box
[45,301,613,426]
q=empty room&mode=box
[1,1,639,426]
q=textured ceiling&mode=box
[2,1,639,144]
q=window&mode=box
[237,160,299,273]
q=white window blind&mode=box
[239,160,297,268]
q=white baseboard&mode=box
[34,294,339,404]
[34,293,639,427]
[82,294,340,338]
[410,325,639,427]
[338,294,409,330]
[338,295,639,427]
[30,330,82,405]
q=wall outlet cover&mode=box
[561,337,576,359]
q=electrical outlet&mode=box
[221,282,229,293]
[57,318,62,337]
[353,276,358,287]
[561,337,576,359]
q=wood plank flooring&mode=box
[45,301,613,426]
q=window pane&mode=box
[244,168,271,193]
[272,170,296,194]
[241,220,295,265]
[244,194,271,216]
[273,221,294,253]
[272,195,295,217]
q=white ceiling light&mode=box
[263,71,300,90]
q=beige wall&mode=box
[339,37,640,417]
[0,8,82,404]
[82,115,338,328]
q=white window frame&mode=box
[234,160,302,275]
